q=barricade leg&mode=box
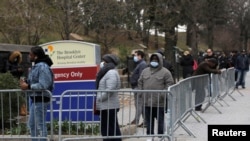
[201,102,222,114]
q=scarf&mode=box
[95,62,116,89]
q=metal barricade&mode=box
[226,67,244,100]
[0,89,53,141]
[58,89,174,141]
[0,68,243,141]
[202,72,223,113]
[168,74,209,137]
[215,69,230,107]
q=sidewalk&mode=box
[124,72,250,141]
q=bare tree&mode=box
[87,0,127,54]
[47,0,86,40]
[228,0,250,51]
[0,0,51,45]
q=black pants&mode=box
[145,107,164,135]
[100,109,121,141]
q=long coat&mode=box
[96,69,121,110]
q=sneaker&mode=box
[242,86,245,89]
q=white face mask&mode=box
[150,61,159,68]
[133,56,139,62]
[100,62,105,68]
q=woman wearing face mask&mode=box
[138,53,174,138]
[95,54,122,141]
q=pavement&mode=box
[122,72,250,141]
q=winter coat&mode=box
[27,62,54,99]
[96,69,121,110]
[235,54,249,71]
[193,61,221,76]
[180,54,194,78]
[138,53,174,107]
[130,59,147,88]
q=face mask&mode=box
[100,62,105,68]
[133,56,139,62]
[150,61,159,68]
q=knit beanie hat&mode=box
[102,54,119,66]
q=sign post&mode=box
[40,40,101,122]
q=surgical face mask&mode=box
[133,56,139,62]
[150,61,159,68]
[100,62,105,68]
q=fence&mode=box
[58,89,172,141]
[0,89,53,141]
[0,67,241,141]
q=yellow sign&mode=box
[40,41,100,67]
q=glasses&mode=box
[207,51,212,53]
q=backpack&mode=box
[193,60,198,71]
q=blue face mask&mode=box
[150,61,159,68]
[100,62,105,68]
[133,56,139,62]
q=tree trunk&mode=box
[187,23,199,59]
[186,24,192,47]
[154,28,158,49]
[83,25,89,36]
[243,29,248,50]
[164,27,178,81]
[207,20,214,49]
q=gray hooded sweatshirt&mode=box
[138,53,174,107]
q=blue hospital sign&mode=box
[40,40,101,122]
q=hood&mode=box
[149,53,163,71]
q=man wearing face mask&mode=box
[128,50,148,127]
[138,53,174,136]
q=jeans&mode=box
[145,106,164,135]
[28,102,49,141]
[236,70,247,87]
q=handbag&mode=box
[93,100,100,115]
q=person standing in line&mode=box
[203,48,218,61]
[95,54,122,141]
[228,50,239,81]
[2,50,29,116]
[2,50,24,78]
[129,50,148,127]
[180,50,194,79]
[193,58,221,111]
[218,52,229,69]
[202,48,218,69]
[138,53,174,136]
[197,51,205,64]
[235,50,249,89]
[19,46,54,141]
